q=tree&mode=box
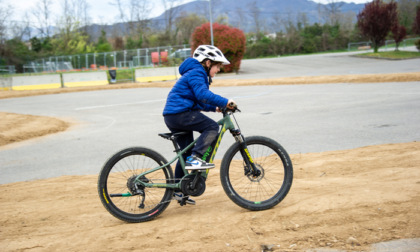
[175,13,207,44]
[2,39,35,72]
[318,0,345,25]
[32,0,53,38]
[110,0,151,43]
[413,5,420,51]
[191,23,246,73]
[249,1,263,40]
[234,7,246,31]
[52,0,93,55]
[9,13,32,41]
[397,0,420,33]
[0,0,13,45]
[357,0,398,53]
[95,30,112,52]
[413,5,420,34]
[391,24,407,50]
[161,0,183,44]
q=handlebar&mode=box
[222,102,241,114]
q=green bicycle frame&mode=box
[134,111,237,190]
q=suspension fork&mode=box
[231,130,261,177]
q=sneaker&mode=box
[173,192,196,205]
[185,155,215,170]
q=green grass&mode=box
[358,50,420,59]
[106,68,135,83]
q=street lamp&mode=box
[209,0,214,46]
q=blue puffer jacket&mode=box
[163,58,228,115]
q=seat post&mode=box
[171,137,181,153]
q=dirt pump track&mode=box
[0,72,419,251]
[0,142,419,251]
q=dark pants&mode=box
[164,110,219,179]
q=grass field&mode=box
[358,50,420,59]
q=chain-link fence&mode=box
[0,65,16,75]
[23,44,191,73]
[347,37,420,51]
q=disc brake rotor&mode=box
[247,164,264,182]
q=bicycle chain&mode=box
[139,194,189,210]
[131,178,191,210]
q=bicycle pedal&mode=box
[179,198,187,206]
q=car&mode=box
[169,48,191,59]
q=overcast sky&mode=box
[7,0,371,25]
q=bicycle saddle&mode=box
[158,132,189,140]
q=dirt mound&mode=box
[0,112,70,146]
[1,142,419,251]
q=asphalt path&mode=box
[0,51,419,184]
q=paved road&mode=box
[0,52,419,184]
[221,48,420,79]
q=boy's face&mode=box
[209,63,222,78]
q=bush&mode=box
[191,23,246,73]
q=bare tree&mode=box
[297,12,309,29]
[271,11,284,33]
[0,0,13,44]
[175,13,206,44]
[161,0,183,41]
[58,0,90,34]
[9,12,32,40]
[129,0,151,36]
[32,0,53,37]
[234,7,246,31]
[318,0,344,25]
[249,1,263,40]
[109,0,151,39]
[110,0,127,23]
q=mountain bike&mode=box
[98,104,293,223]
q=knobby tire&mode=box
[220,136,293,211]
[97,147,174,223]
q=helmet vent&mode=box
[192,45,230,65]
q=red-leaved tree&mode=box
[191,23,246,73]
[357,0,398,53]
[391,24,407,51]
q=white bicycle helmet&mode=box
[193,45,230,65]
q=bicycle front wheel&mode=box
[220,136,293,211]
[98,147,174,223]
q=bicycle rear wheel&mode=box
[220,136,293,211]
[98,147,174,223]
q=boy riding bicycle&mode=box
[162,45,236,205]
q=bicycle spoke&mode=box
[221,136,292,210]
[98,147,174,222]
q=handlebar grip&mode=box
[226,102,240,112]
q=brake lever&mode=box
[223,102,240,113]
[229,102,240,113]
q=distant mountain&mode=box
[151,0,366,32]
[76,0,368,41]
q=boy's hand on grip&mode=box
[227,99,236,109]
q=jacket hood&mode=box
[179,57,204,76]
